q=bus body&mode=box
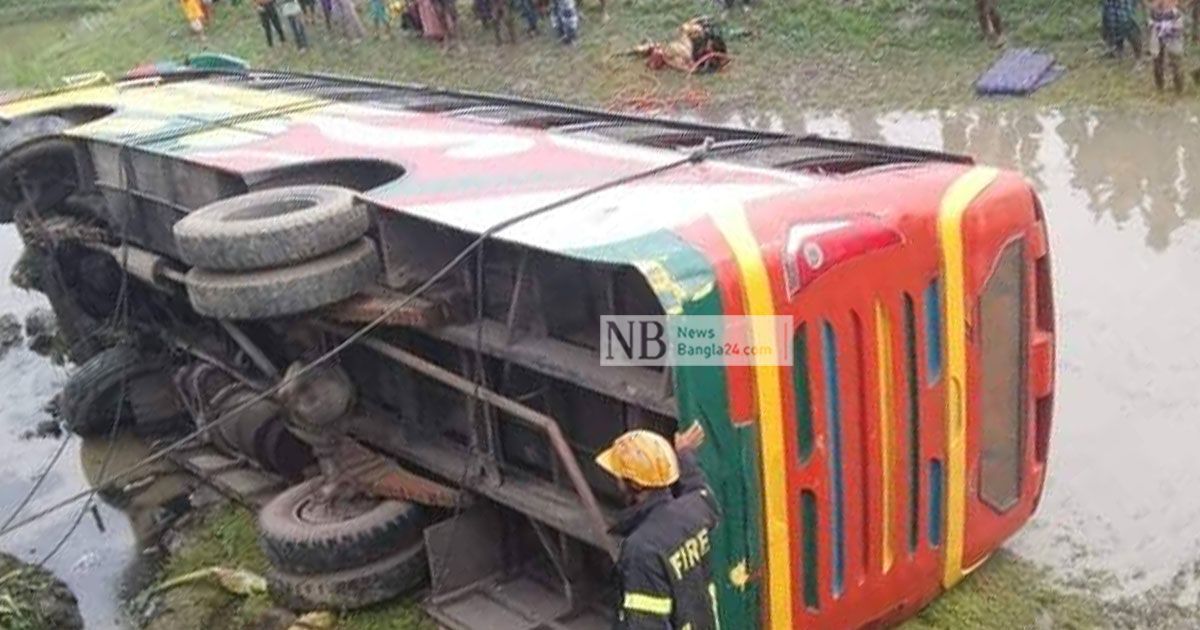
[0,70,1054,629]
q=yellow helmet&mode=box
[595,430,679,488]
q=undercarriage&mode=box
[2,116,679,630]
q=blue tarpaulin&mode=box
[976,47,1064,96]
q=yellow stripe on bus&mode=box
[711,208,794,630]
[937,167,998,588]
[874,300,895,574]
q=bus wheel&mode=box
[257,477,429,575]
[267,543,428,611]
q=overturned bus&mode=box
[0,69,1056,629]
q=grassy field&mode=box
[0,0,1184,110]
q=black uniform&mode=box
[613,451,721,630]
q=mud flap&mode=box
[422,504,612,630]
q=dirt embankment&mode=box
[0,552,84,630]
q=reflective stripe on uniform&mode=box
[709,583,720,630]
[623,592,673,616]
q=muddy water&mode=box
[700,107,1200,596]
[0,107,1197,626]
[0,226,163,629]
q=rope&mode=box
[605,72,713,114]
[34,161,137,568]
[0,143,721,541]
[0,433,74,532]
[602,47,732,113]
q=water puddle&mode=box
[1,106,1198,626]
[0,225,195,629]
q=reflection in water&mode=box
[696,107,1200,593]
[708,106,1199,253]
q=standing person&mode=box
[400,0,424,32]
[1192,0,1200,43]
[179,0,208,40]
[280,0,309,49]
[514,0,538,34]
[330,0,368,41]
[1103,0,1143,57]
[299,0,317,23]
[1149,0,1185,92]
[433,0,460,44]
[414,0,445,38]
[976,0,1004,46]
[255,0,289,47]
[320,0,334,29]
[550,0,579,44]
[595,424,721,630]
[367,0,392,37]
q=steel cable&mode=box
[0,141,725,540]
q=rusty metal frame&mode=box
[317,321,618,560]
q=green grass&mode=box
[143,505,434,630]
[0,0,1187,110]
[904,551,1106,630]
[0,552,81,630]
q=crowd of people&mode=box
[1102,0,1193,93]
[176,0,586,50]
[174,1,1200,96]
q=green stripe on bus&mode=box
[802,489,820,609]
[793,323,813,462]
[904,293,921,553]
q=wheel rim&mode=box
[294,491,380,525]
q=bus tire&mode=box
[258,477,428,575]
[173,185,367,271]
[0,116,71,223]
[61,345,166,436]
[184,238,380,320]
[267,542,429,611]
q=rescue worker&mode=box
[595,423,721,630]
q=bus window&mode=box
[979,241,1027,512]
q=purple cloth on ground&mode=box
[975,47,1064,96]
